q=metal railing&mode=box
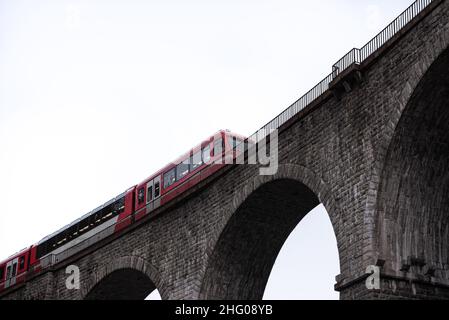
[333,0,433,77]
[249,0,434,143]
[248,73,334,143]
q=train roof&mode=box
[0,247,30,266]
[1,130,247,264]
[136,130,246,186]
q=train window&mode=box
[234,138,242,151]
[6,266,11,279]
[176,159,190,181]
[0,266,4,280]
[78,218,90,234]
[112,197,125,215]
[213,138,223,156]
[231,137,238,149]
[19,257,25,270]
[138,187,145,204]
[147,185,153,202]
[202,146,210,163]
[163,168,176,188]
[118,197,125,214]
[154,182,160,198]
[191,151,203,171]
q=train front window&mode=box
[191,151,203,171]
[138,187,145,204]
[202,146,210,163]
[176,159,190,181]
[231,137,237,149]
[214,138,223,156]
[163,168,176,188]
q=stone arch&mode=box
[199,164,343,300]
[375,43,449,278]
[364,19,449,266]
[82,255,166,300]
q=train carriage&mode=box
[0,248,30,291]
[0,130,246,293]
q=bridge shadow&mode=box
[377,45,449,278]
[84,268,158,300]
[81,255,165,300]
[199,177,341,300]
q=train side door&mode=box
[5,258,18,289]
[146,176,161,213]
[146,180,154,213]
[153,176,161,210]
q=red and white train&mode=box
[0,130,247,293]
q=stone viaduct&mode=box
[2,0,449,300]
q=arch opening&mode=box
[200,178,341,300]
[263,204,340,300]
[84,268,160,300]
[377,46,449,277]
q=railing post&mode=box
[332,65,339,79]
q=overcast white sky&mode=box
[0,0,414,300]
